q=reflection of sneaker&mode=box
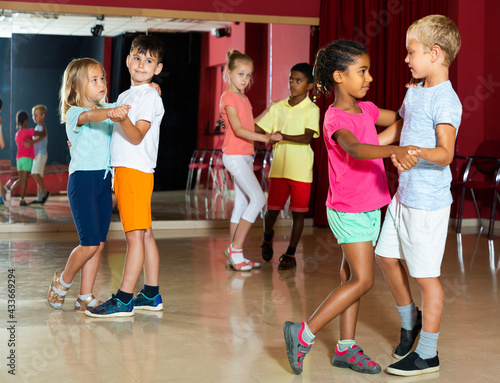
[283,321,312,375]
[387,351,439,376]
[278,254,296,270]
[85,295,134,318]
[133,292,163,311]
[394,308,422,359]
[332,344,381,374]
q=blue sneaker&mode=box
[133,292,163,311]
[84,295,134,318]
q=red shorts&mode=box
[266,178,311,213]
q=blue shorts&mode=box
[67,170,112,246]
[327,208,381,246]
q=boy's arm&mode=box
[378,119,403,145]
[281,129,316,144]
[119,117,151,145]
[334,128,419,170]
[411,123,456,166]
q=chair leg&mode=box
[488,189,499,240]
[470,190,484,233]
[456,185,466,234]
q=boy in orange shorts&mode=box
[86,35,165,317]
[256,63,320,270]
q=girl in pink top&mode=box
[11,110,35,206]
[220,50,282,271]
[283,40,420,376]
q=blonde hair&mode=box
[32,104,47,115]
[59,58,107,123]
[407,14,461,66]
[223,49,254,84]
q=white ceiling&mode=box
[0,10,232,38]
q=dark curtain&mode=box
[310,0,448,225]
[111,32,201,191]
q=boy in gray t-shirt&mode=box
[375,15,462,376]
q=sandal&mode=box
[224,247,252,271]
[75,295,103,312]
[278,254,297,270]
[47,268,69,309]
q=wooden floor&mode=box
[0,191,498,382]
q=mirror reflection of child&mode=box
[0,98,5,206]
[10,110,35,206]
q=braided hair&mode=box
[313,40,368,100]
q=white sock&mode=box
[229,244,246,264]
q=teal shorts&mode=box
[327,208,381,246]
[16,157,33,172]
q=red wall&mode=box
[452,0,500,221]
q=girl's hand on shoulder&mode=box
[149,82,162,96]
[405,77,424,88]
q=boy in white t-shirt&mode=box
[86,35,165,318]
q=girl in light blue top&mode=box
[47,58,130,312]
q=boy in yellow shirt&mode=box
[256,63,320,270]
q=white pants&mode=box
[223,154,265,224]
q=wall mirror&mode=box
[0,8,313,224]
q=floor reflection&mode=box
[0,226,498,382]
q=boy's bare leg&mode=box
[375,255,413,306]
[79,242,104,295]
[143,227,160,286]
[32,173,46,195]
[120,229,146,293]
[264,209,280,236]
[415,277,443,333]
[289,211,305,248]
[307,242,374,336]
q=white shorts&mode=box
[375,195,450,278]
[31,153,48,176]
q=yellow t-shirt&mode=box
[257,96,320,182]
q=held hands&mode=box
[268,131,283,145]
[108,105,131,122]
[390,145,421,171]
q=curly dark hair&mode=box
[313,40,368,99]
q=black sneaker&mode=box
[41,191,51,205]
[393,308,422,359]
[19,199,28,207]
[386,351,439,376]
[29,199,43,206]
[278,254,296,270]
[261,236,274,262]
